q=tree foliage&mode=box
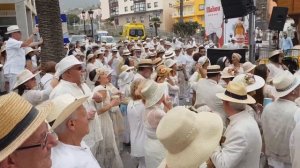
[173,21,200,37]
[67,14,80,25]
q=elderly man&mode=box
[3,25,39,91]
[210,82,262,168]
[0,92,57,168]
[262,70,300,168]
[50,94,101,168]
[193,65,226,123]
[50,55,103,151]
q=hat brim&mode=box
[246,75,265,92]
[221,75,234,79]
[5,29,20,34]
[144,83,165,108]
[0,101,53,161]
[245,65,256,73]
[51,96,88,129]
[164,112,223,168]
[138,64,153,68]
[273,78,300,98]
[13,71,41,90]
[216,93,256,104]
[59,62,83,76]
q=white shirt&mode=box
[133,72,145,82]
[211,110,262,168]
[3,38,25,75]
[185,54,194,77]
[266,63,285,81]
[22,87,53,106]
[94,59,105,68]
[40,73,53,90]
[107,54,121,76]
[127,100,146,157]
[175,54,187,66]
[51,141,101,168]
[290,112,300,168]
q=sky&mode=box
[59,0,100,11]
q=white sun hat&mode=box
[163,50,175,60]
[221,67,235,79]
[198,56,210,66]
[5,25,20,34]
[207,65,221,74]
[120,65,134,73]
[55,55,83,76]
[164,59,177,68]
[156,106,223,168]
[13,69,41,90]
[272,70,300,98]
[232,73,265,92]
[140,80,165,108]
[86,54,95,62]
[216,81,256,104]
[242,62,256,73]
[24,47,34,56]
[47,94,88,129]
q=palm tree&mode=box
[35,0,64,65]
[179,0,184,23]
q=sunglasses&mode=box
[16,130,57,151]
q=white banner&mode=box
[205,0,223,38]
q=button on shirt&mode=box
[51,141,101,168]
[3,38,25,75]
[211,110,262,168]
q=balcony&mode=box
[173,0,194,8]
[172,10,195,17]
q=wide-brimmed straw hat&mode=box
[56,55,83,76]
[47,94,88,129]
[5,25,21,34]
[138,59,153,68]
[165,59,177,68]
[269,50,284,59]
[156,106,223,168]
[0,92,53,161]
[216,81,256,104]
[221,67,235,79]
[13,69,41,90]
[141,80,165,108]
[232,73,265,92]
[272,70,300,98]
[157,65,172,77]
[242,62,256,73]
[207,65,221,74]
[163,50,175,60]
[120,65,134,73]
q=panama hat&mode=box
[147,52,157,58]
[163,50,175,60]
[272,70,300,98]
[47,94,88,129]
[141,80,165,108]
[242,62,256,73]
[122,49,131,56]
[55,55,83,76]
[153,58,164,67]
[13,69,41,90]
[120,65,134,73]
[112,47,118,52]
[138,59,153,68]
[207,65,221,74]
[5,25,21,34]
[94,50,104,56]
[216,81,256,104]
[86,54,95,62]
[174,45,182,51]
[221,67,235,79]
[269,50,283,59]
[156,46,165,53]
[164,41,172,46]
[165,59,177,68]
[185,44,194,50]
[0,92,53,161]
[24,47,34,55]
[233,73,265,92]
[156,106,223,168]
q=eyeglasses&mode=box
[16,130,57,151]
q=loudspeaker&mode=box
[268,7,288,31]
[221,0,255,19]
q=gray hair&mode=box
[54,111,78,135]
[229,102,246,111]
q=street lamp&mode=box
[88,9,94,38]
[82,10,86,35]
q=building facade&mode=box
[100,0,175,34]
[0,0,36,39]
[172,0,205,27]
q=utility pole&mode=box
[179,0,184,23]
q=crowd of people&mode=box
[1,24,300,168]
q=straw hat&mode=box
[221,67,234,79]
[0,44,6,53]
[122,49,131,56]
[94,50,104,56]
[47,94,88,129]
[272,70,300,98]
[0,92,53,161]
[13,69,41,90]
[216,81,256,104]
[232,73,265,92]
[163,50,175,60]
[24,47,34,56]
[174,45,182,51]
[164,41,172,46]
[153,58,164,66]
[138,59,153,68]
[242,62,256,73]
[207,65,221,74]
[165,59,177,68]
[198,56,210,66]
[269,50,283,59]
[55,55,83,76]
[156,106,223,168]
[157,65,172,77]
[147,52,157,58]
[156,46,165,53]
[87,54,95,62]
[141,80,165,108]
[185,44,194,50]
[120,65,134,73]
[5,25,21,34]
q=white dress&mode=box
[93,89,124,168]
[144,104,166,168]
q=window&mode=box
[199,4,205,10]
[134,2,146,12]
[131,6,134,11]
[147,3,151,8]
[129,29,144,37]
[154,2,158,7]
[125,6,128,12]
[140,16,144,23]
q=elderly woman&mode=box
[90,68,124,168]
[228,53,244,75]
[141,80,172,168]
[14,69,53,106]
[127,79,147,168]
